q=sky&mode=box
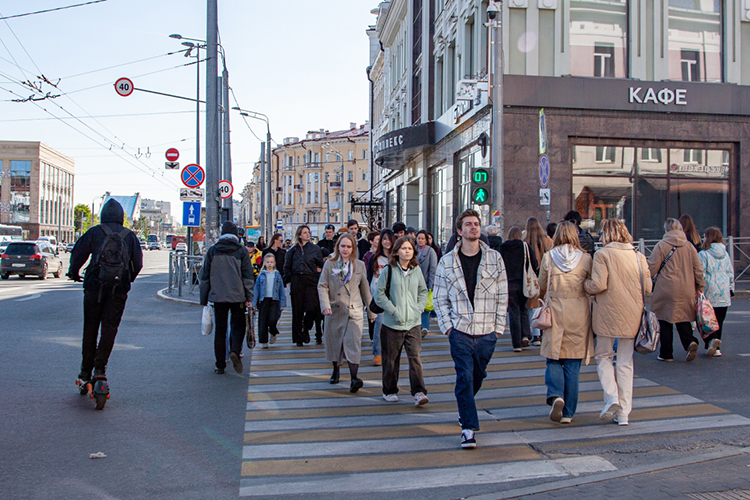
[0,0,377,219]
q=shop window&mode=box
[10,160,31,224]
[668,1,722,83]
[595,146,616,163]
[569,0,628,79]
[431,163,454,250]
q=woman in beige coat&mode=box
[584,220,652,426]
[538,222,593,424]
[318,233,376,393]
[648,219,705,363]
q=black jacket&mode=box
[577,226,595,256]
[487,235,503,252]
[261,246,286,273]
[357,238,370,261]
[499,239,538,282]
[282,242,324,285]
[199,234,255,305]
[68,199,143,293]
[318,238,335,258]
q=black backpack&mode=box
[96,225,131,284]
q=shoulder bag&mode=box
[530,260,552,330]
[522,242,540,299]
[652,246,677,286]
[634,250,660,354]
[695,291,719,338]
[369,265,391,314]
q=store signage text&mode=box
[453,99,474,123]
[373,134,404,155]
[669,164,728,175]
[629,87,687,106]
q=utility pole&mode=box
[489,1,504,236]
[205,0,219,245]
[259,142,266,237]
[266,132,272,239]
[222,66,233,222]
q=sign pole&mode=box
[205,0,220,248]
[490,1,505,237]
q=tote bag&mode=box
[530,261,552,330]
[634,250,660,355]
[695,292,719,338]
[522,243,540,299]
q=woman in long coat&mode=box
[538,222,593,424]
[318,233,376,393]
[648,218,705,362]
[283,225,324,347]
[584,219,651,426]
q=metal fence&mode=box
[168,252,203,297]
[635,236,750,281]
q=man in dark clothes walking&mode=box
[563,210,595,256]
[200,221,255,374]
[68,198,143,386]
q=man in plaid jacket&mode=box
[433,209,508,449]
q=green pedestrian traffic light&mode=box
[470,167,492,206]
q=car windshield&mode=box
[6,243,37,255]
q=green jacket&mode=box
[375,263,428,330]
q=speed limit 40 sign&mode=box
[114,77,134,97]
[218,180,233,199]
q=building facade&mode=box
[140,198,174,241]
[369,0,750,248]
[270,124,371,239]
[0,141,75,242]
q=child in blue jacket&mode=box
[252,253,287,348]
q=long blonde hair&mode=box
[552,221,583,251]
[600,219,632,244]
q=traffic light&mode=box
[470,166,492,206]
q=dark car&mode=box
[65,242,75,253]
[1,242,63,280]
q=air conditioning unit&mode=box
[509,0,528,8]
[539,0,557,8]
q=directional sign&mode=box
[539,154,550,188]
[181,164,205,188]
[165,161,179,170]
[276,219,283,230]
[180,188,205,202]
[182,202,201,227]
[114,77,133,97]
[218,180,233,199]
[165,148,179,162]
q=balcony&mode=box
[273,205,283,212]
[293,184,303,191]
[281,203,295,213]
[275,187,283,193]
[307,203,323,212]
[329,181,342,189]
[283,165,295,172]
[328,201,342,210]
[306,162,322,169]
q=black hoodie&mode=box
[68,199,143,293]
[499,239,538,282]
[199,234,255,305]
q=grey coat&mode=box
[199,234,255,305]
[417,245,438,289]
[317,259,374,364]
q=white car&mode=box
[175,243,188,252]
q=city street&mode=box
[1,251,749,499]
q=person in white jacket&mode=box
[698,227,734,357]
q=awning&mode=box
[373,122,435,171]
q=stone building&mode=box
[0,141,75,242]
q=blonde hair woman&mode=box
[538,222,593,424]
[584,219,651,426]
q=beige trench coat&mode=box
[317,258,373,364]
[538,251,593,362]
[648,230,705,324]
[584,242,652,338]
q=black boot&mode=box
[330,364,340,384]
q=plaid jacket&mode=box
[433,239,508,336]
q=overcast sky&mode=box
[0,0,376,218]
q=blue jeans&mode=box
[545,358,582,418]
[421,311,431,330]
[372,314,383,356]
[449,330,498,431]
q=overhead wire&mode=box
[0,1,109,21]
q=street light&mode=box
[232,107,272,240]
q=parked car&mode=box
[1,241,63,280]
[174,242,188,253]
[148,241,160,251]
[65,242,75,253]
[139,240,147,250]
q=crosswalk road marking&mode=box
[240,310,750,497]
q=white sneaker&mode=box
[461,429,476,449]
[269,334,277,345]
[549,397,564,422]
[421,328,429,339]
[714,349,722,357]
[414,392,429,406]
[706,339,721,357]
[599,401,621,422]
[614,415,629,426]
[261,343,269,349]
[560,417,572,424]
[382,393,398,402]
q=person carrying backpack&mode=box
[68,198,143,390]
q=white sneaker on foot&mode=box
[599,401,621,421]
[706,339,721,357]
[461,429,476,449]
[560,417,572,424]
[269,334,277,345]
[421,328,429,339]
[714,349,722,357]
[414,392,429,406]
[686,341,699,362]
[614,415,629,426]
[261,343,269,349]
[382,393,398,402]
[549,397,564,422]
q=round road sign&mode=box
[219,180,233,199]
[114,77,134,97]
[181,164,205,188]
[166,148,179,162]
[539,154,550,188]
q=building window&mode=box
[348,150,354,161]
[362,149,367,160]
[668,1,722,82]
[324,173,329,182]
[569,0,628,78]
[347,170,354,182]
[10,160,31,224]
[641,148,662,162]
[362,171,367,182]
[683,149,703,164]
[325,152,330,162]
[431,162,454,250]
[595,146,616,163]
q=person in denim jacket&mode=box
[252,253,287,349]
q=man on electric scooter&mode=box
[68,198,143,408]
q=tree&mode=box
[132,216,149,238]
[74,204,95,234]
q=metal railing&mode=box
[168,251,204,297]
[636,236,750,281]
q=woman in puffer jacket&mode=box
[584,219,651,426]
[698,227,734,358]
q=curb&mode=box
[465,446,750,500]
[157,287,201,306]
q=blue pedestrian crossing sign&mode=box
[183,202,201,227]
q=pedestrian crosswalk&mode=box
[240,312,750,497]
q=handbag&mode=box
[425,289,434,312]
[695,292,719,338]
[368,265,391,314]
[522,243,540,299]
[634,250,660,355]
[530,261,552,330]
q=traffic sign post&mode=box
[114,77,134,97]
[470,166,492,206]
[183,202,201,227]
[180,188,205,202]
[218,180,233,199]
[539,154,550,188]
[181,164,205,188]
[166,148,179,162]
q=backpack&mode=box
[96,225,131,284]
